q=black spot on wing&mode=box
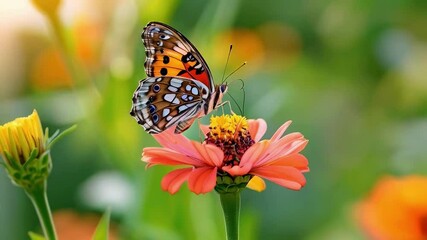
[160,68,168,76]
[195,67,203,75]
[163,56,170,64]
[181,53,196,63]
[153,84,160,93]
[152,114,159,123]
[148,96,156,103]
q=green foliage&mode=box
[215,175,251,194]
[28,232,46,240]
[1,0,427,239]
[92,209,111,240]
[46,125,77,149]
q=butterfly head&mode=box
[213,84,228,109]
[219,84,228,94]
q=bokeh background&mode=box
[1,0,427,239]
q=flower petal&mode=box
[239,140,270,166]
[246,176,266,192]
[251,166,306,190]
[275,132,305,148]
[152,127,198,157]
[276,139,308,156]
[188,167,217,194]
[143,147,204,167]
[267,154,309,172]
[248,118,267,142]
[222,164,253,176]
[191,142,224,167]
[255,137,308,167]
[270,120,292,142]
[161,168,193,194]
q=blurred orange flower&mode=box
[357,176,427,240]
[73,16,105,71]
[53,210,118,240]
[212,29,265,75]
[30,15,106,90]
[258,22,302,70]
[31,48,73,90]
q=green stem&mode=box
[26,182,57,240]
[219,192,240,240]
[47,12,101,100]
[48,13,82,86]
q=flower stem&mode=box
[219,192,241,240]
[47,12,101,100]
[26,182,57,240]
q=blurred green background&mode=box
[1,0,427,239]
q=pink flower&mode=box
[142,115,309,194]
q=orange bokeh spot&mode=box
[356,176,427,240]
[212,29,265,75]
[258,22,302,70]
[53,210,118,240]
[73,16,104,71]
[30,48,73,90]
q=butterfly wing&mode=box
[142,22,214,92]
[130,76,210,134]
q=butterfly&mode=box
[130,22,228,134]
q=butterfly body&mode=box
[130,22,227,134]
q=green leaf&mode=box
[23,149,40,169]
[92,208,111,240]
[28,231,46,240]
[47,124,77,148]
[4,151,22,171]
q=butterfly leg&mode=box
[196,119,204,142]
[217,101,235,115]
[175,118,197,134]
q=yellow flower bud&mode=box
[0,110,54,192]
[30,0,61,17]
[0,110,45,165]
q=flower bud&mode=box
[30,0,61,17]
[0,110,50,192]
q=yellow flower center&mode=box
[205,114,254,165]
[207,114,258,193]
[0,110,45,164]
[208,114,250,141]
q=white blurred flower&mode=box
[78,171,134,214]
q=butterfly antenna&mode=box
[238,79,246,115]
[226,92,244,115]
[223,62,247,84]
[225,78,246,115]
[221,45,233,84]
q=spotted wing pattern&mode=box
[131,22,223,134]
[131,76,210,134]
[142,22,214,91]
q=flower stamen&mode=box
[205,114,254,166]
